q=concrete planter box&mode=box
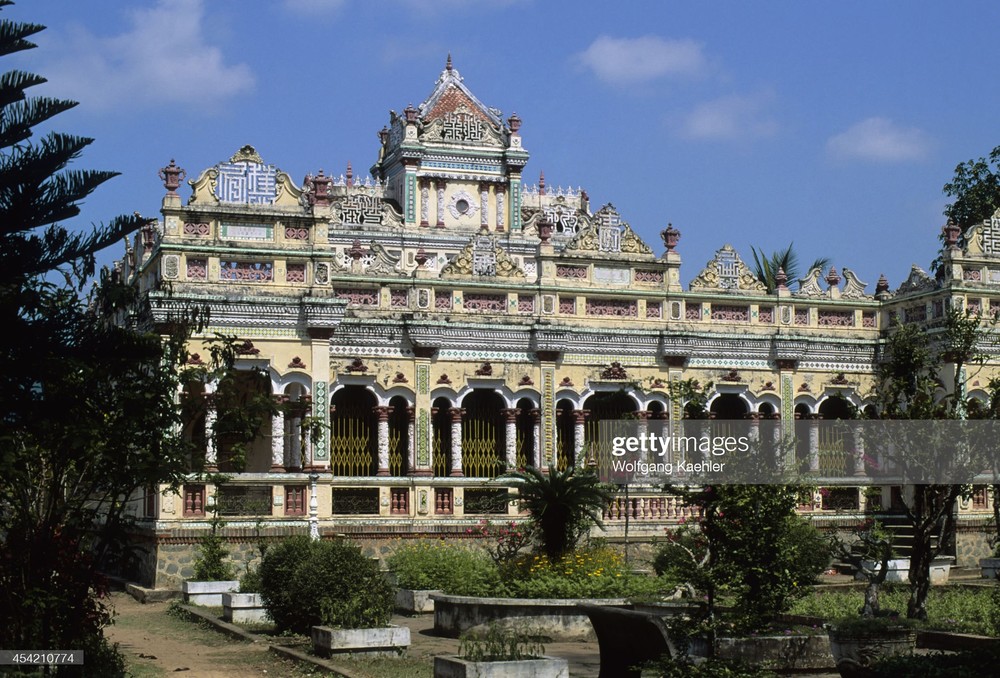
[182,580,239,606]
[856,557,952,585]
[396,588,441,614]
[980,557,1000,579]
[222,592,268,624]
[432,594,629,642]
[690,634,833,671]
[434,655,569,677]
[827,626,916,678]
[311,625,410,657]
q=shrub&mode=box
[387,541,501,596]
[259,536,393,634]
[500,546,669,599]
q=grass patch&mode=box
[327,654,434,678]
[788,585,995,635]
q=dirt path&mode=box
[106,591,292,677]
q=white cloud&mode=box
[41,0,254,112]
[576,35,707,85]
[826,117,932,162]
[282,0,347,14]
[676,91,778,141]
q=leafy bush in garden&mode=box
[387,541,501,596]
[500,546,671,599]
[259,536,393,634]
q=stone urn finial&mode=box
[826,266,841,287]
[775,267,788,290]
[538,170,546,196]
[348,239,365,261]
[943,220,961,248]
[404,103,419,123]
[875,273,890,295]
[415,247,428,267]
[660,223,680,252]
[507,112,521,134]
[158,159,185,195]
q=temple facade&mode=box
[119,59,1000,587]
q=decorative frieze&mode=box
[962,268,979,282]
[463,293,506,313]
[586,298,637,317]
[183,222,210,236]
[435,290,453,310]
[390,288,409,309]
[711,304,748,322]
[758,306,773,323]
[862,311,877,328]
[220,261,273,282]
[517,295,534,313]
[334,288,379,306]
[558,296,576,314]
[284,225,309,240]
[286,263,306,284]
[685,303,701,321]
[556,264,588,279]
[818,310,854,327]
[794,307,809,325]
[635,269,664,284]
[646,302,662,319]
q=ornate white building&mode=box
[119,58,1000,587]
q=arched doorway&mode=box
[432,397,453,477]
[388,395,411,476]
[461,389,506,478]
[515,397,537,469]
[584,391,638,473]
[329,385,377,476]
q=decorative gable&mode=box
[441,233,525,279]
[689,244,767,293]
[564,203,652,255]
[188,145,300,207]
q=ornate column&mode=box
[480,182,490,230]
[204,394,217,471]
[289,406,302,471]
[496,186,506,232]
[636,410,651,462]
[435,180,446,228]
[308,473,320,541]
[531,408,541,468]
[271,395,286,471]
[449,407,464,476]
[808,414,821,473]
[747,412,761,445]
[375,405,393,476]
[407,406,416,476]
[503,408,519,469]
[419,179,430,227]
[852,422,866,476]
[572,409,588,467]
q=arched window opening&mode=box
[329,386,377,476]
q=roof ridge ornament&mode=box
[229,144,264,164]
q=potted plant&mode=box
[434,622,569,678]
[827,520,916,677]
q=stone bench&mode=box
[579,604,677,678]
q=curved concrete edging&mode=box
[430,594,630,641]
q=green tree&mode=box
[0,3,200,668]
[503,465,611,560]
[943,145,1000,233]
[750,243,830,293]
[872,309,990,620]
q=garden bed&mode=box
[431,594,629,641]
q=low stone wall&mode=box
[432,594,629,642]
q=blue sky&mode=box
[10,0,1000,288]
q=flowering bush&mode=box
[500,546,669,599]
[387,541,500,596]
[467,519,536,566]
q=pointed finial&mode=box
[539,171,546,196]
[346,161,353,187]
[825,266,841,287]
[875,273,889,295]
[446,53,453,71]
[775,267,788,290]
[507,112,521,134]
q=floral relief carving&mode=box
[586,299,637,317]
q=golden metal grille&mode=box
[328,409,375,476]
[818,427,848,476]
[433,428,448,476]
[462,416,504,478]
[388,428,404,476]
